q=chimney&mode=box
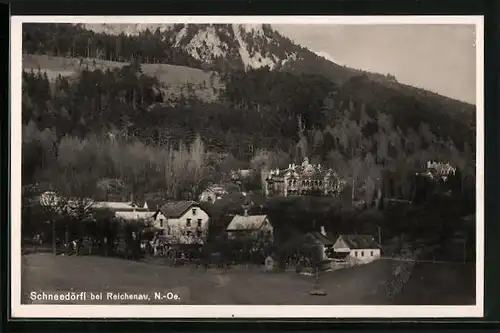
[244,209,249,216]
[320,226,327,236]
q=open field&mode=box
[22,54,224,102]
[21,254,475,305]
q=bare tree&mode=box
[39,191,69,255]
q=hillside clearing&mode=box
[22,54,224,102]
[22,254,475,305]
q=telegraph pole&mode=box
[377,225,382,245]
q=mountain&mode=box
[83,23,299,71]
[80,23,389,83]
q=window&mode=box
[167,226,171,235]
[370,251,374,256]
[361,251,364,257]
[354,251,358,257]
[192,208,197,215]
[196,230,202,237]
[207,196,213,202]
[160,219,164,228]
[186,218,191,227]
[197,219,202,228]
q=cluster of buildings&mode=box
[37,190,381,264]
[35,160,386,263]
[91,197,382,263]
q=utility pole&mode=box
[377,225,382,245]
[52,217,56,256]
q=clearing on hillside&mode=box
[22,54,225,102]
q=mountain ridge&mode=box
[23,23,475,108]
[81,23,475,106]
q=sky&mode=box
[273,24,477,104]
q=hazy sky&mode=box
[273,24,477,104]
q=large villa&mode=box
[264,157,346,197]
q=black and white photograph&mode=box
[10,16,484,318]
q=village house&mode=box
[226,210,273,242]
[231,169,253,181]
[114,210,155,221]
[332,234,382,263]
[92,201,153,221]
[151,201,209,242]
[141,199,166,211]
[281,227,335,262]
[264,157,346,198]
[92,201,142,211]
[37,192,162,222]
[198,185,229,203]
[310,227,336,261]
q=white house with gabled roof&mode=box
[333,234,381,263]
[226,210,273,242]
[152,201,209,243]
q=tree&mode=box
[39,191,69,255]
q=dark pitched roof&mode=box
[145,199,165,211]
[339,234,380,249]
[281,231,333,250]
[158,201,199,218]
[309,231,334,246]
[226,215,268,231]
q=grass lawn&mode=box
[21,254,476,305]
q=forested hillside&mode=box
[22,23,476,206]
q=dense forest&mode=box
[22,63,476,202]
[23,23,205,69]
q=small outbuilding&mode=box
[264,255,275,271]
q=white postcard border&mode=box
[10,15,485,319]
